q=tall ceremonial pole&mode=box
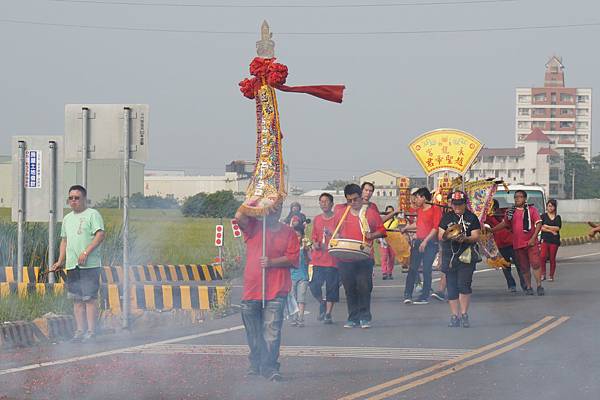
[238,20,345,308]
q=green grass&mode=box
[560,222,590,239]
[0,208,245,275]
[0,292,72,322]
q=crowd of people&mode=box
[235,182,568,381]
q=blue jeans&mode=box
[241,296,286,375]
[404,239,438,300]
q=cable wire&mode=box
[48,0,517,9]
[1,18,599,36]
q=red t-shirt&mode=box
[333,204,386,261]
[416,206,442,240]
[241,218,300,301]
[504,206,542,250]
[311,214,337,267]
[486,214,512,249]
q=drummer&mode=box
[438,191,481,328]
[334,184,386,329]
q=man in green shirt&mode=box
[51,185,105,342]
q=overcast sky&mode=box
[1,0,598,189]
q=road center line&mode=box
[338,316,555,400]
[364,316,570,400]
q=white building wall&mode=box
[144,172,249,201]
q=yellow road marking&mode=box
[339,316,555,400]
[365,316,569,400]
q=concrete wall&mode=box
[557,199,600,222]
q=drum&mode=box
[328,238,372,260]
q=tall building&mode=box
[515,56,592,160]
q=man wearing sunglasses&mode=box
[50,185,105,342]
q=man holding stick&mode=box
[234,205,300,382]
[50,185,105,342]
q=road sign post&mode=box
[122,107,131,329]
[12,136,64,282]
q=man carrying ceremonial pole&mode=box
[236,21,344,380]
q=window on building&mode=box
[577,95,589,103]
[390,181,393,185]
[483,156,494,163]
[496,156,506,163]
[560,108,571,115]
[576,121,589,129]
[560,121,574,128]
[518,108,530,116]
[550,122,556,130]
[382,192,386,197]
[518,95,531,103]
[549,168,560,181]
[389,191,393,196]
[532,121,545,128]
[533,93,547,102]
[532,108,545,116]
[576,108,589,116]
[518,121,531,129]
[551,93,557,103]
[559,93,574,102]
[549,184,559,196]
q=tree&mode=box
[564,151,600,199]
[324,180,354,193]
[181,193,208,217]
[181,191,242,218]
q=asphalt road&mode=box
[1,244,599,400]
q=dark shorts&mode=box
[309,266,340,302]
[445,262,475,300]
[66,267,101,302]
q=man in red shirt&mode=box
[401,187,441,304]
[492,190,544,296]
[234,204,300,381]
[485,199,526,293]
[309,193,339,324]
[334,184,386,329]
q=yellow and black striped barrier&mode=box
[100,283,229,313]
[100,264,224,284]
[0,282,65,297]
[0,264,224,284]
[0,267,41,283]
[0,281,228,313]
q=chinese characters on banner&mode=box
[409,129,483,176]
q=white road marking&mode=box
[122,344,471,361]
[561,251,600,260]
[0,325,245,376]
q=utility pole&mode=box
[571,168,575,200]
